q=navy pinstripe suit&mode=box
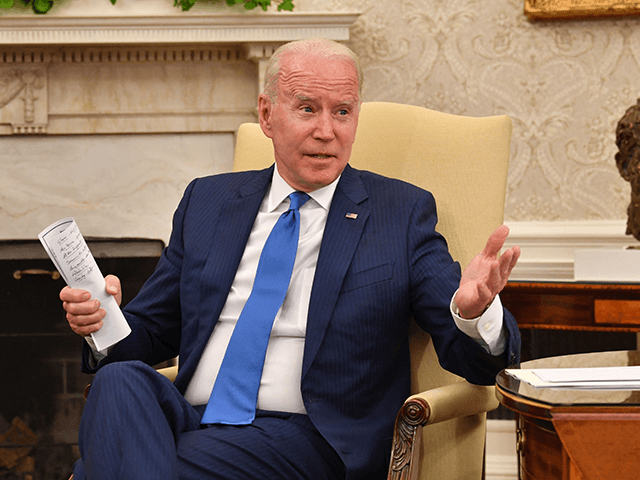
[79,164,520,479]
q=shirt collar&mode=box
[267,164,340,213]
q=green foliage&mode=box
[0,0,54,13]
[0,0,295,13]
[175,0,294,11]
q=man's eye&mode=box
[338,109,349,116]
[302,107,313,113]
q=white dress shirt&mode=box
[184,167,338,413]
[89,166,506,414]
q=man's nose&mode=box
[313,112,335,141]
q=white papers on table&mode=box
[39,217,131,351]
[506,366,640,389]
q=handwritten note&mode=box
[39,218,131,351]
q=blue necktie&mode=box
[201,191,310,425]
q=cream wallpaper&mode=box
[296,0,640,223]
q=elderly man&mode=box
[61,38,520,480]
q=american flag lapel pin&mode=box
[345,212,358,220]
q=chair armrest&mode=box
[410,382,498,426]
[157,365,179,382]
[387,383,498,480]
[83,364,179,401]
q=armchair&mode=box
[232,101,512,480]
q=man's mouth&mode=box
[309,154,332,159]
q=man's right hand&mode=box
[60,274,122,337]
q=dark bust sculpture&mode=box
[615,99,640,241]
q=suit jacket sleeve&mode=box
[407,189,520,384]
[80,179,196,373]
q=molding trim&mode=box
[0,13,360,46]
[504,220,636,281]
[486,419,518,480]
[1,46,247,64]
[485,455,518,480]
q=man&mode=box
[61,38,520,480]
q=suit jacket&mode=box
[83,164,520,480]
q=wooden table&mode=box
[496,350,640,480]
[501,282,640,332]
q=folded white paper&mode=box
[39,218,131,351]
[506,366,640,390]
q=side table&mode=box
[496,350,640,480]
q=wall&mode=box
[4,0,639,249]
[297,0,640,225]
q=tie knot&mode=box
[288,191,310,212]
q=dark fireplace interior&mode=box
[0,238,163,480]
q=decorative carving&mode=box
[18,69,45,124]
[0,67,47,134]
[615,99,640,241]
[388,397,430,480]
[246,42,283,92]
[0,69,24,109]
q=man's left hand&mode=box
[455,225,520,319]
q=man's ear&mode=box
[258,94,274,139]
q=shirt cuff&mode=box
[450,290,506,356]
[84,335,111,367]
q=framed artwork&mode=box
[525,0,640,20]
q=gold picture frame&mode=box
[525,0,640,20]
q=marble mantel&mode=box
[0,10,360,135]
[0,7,360,242]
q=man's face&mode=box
[258,52,360,192]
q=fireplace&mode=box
[0,8,360,477]
[0,238,164,479]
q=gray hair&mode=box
[262,38,363,102]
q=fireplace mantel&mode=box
[0,12,359,46]
[0,11,360,135]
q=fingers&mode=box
[59,274,122,339]
[59,276,118,337]
[62,291,105,337]
[105,274,123,306]
[482,225,511,258]
[65,309,105,337]
[59,285,90,303]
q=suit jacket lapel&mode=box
[196,167,273,343]
[302,165,370,379]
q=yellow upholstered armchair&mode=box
[232,101,512,480]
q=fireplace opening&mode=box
[0,238,164,480]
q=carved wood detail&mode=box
[388,397,430,480]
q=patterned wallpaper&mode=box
[295,0,640,223]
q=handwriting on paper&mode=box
[39,218,131,351]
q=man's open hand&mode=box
[455,225,520,319]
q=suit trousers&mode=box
[72,361,345,480]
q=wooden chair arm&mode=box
[411,383,498,426]
[387,383,498,480]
